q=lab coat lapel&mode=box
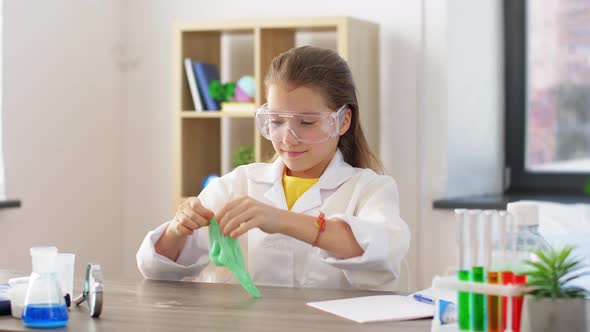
[289,186,322,214]
[264,181,288,210]
[290,149,356,214]
[247,156,288,210]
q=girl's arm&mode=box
[311,176,410,290]
[154,226,188,262]
[278,211,364,259]
[136,220,210,280]
[217,196,364,259]
[155,197,215,261]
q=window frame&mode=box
[504,0,590,195]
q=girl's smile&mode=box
[282,149,307,158]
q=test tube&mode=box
[472,210,485,332]
[472,266,485,330]
[501,211,515,331]
[512,274,526,332]
[497,211,507,271]
[455,209,470,331]
[506,206,527,332]
[470,210,481,273]
[482,211,493,269]
[487,211,501,332]
[456,209,472,270]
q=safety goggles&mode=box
[255,104,349,144]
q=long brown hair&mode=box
[264,46,383,173]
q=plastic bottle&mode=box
[506,202,549,332]
[22,246,69,328]
[506,202,550,274]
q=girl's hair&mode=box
[264,46,383,173]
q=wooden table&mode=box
[0,274,431,332]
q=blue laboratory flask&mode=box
[22,246,69,328]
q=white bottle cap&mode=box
[30,246,58,273]
[507,202,539,226]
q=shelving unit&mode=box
[172,17,380,207]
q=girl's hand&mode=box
[217,196,287,238]
[168,197,214,237]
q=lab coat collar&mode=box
[313,149,357,190]
[248,149,357,213]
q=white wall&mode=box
[446,0,504,198]
[417,0,504,288]
[1,0,125,279]
[417,0,451,289]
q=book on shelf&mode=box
[221,102,256,113]
[193,61,221,111]
[184,58,203,112]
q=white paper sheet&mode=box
[307,295,433,323]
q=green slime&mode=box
[209,217,261,298]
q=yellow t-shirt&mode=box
[282,171,319,210]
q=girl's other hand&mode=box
[217,196,287,238]
[169,197,214,237]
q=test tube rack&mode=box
[430,275,531,332]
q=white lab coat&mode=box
[137,149,410,290]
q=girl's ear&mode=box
[339,107,352,135]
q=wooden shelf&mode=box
[172,17,380,209]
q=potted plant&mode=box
[232,145,255,169]
[520,245,590,332]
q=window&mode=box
[505,0,590,195]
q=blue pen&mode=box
[413,293,434,305]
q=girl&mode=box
[137,46,410,290]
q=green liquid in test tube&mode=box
[471,210,489,331]
[472,266,485,331]
[458,269,471,330]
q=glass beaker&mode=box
[22,246,69,328]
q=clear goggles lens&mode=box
[255,104,348,144]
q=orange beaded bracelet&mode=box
[312,212,326,247]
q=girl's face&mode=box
[267,83,351,178]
